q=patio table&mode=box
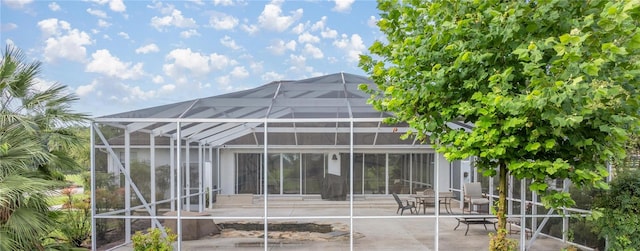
[411,192,455,214]
[454,216,498,236]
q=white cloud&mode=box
[109,0,126,12]
[287,54,314,74]
[160,84,175,92]
[188,0,204,5]
[303,43,323,59]
[37,18,93,62]
[298,32,319,44]
[163,48,211,78]
[152,75,165,84]
[48,2,61,11]
[114,84,156,102]
[213,0,233,6]
[367,16,378,28]
[90,0,126,12]
[267,39,296,55]
[97,19,111,28]
[32,78,56,92]
[150,9,197,31]
[230,66,249,79]
[38,18,70,37]
[220,36,241,50]
[258,0,303,32]
[76,80,98,97]
[291,23,305,34]
[241,24,258,35]
[209,53,234,70]
[3,0,33,9]
[180,29,200,38]
[86,49,145,79]
[87,8,108,18]
[209,12,239,30]
[1,23,18,32]
[320,28,337,39]
[332,0,355,13]
[333,33,365,62]
[117,32,129,39]
[249,61,263,73]
[311,16,326,31]
[261,71,284,82]
[135,43,159,54]
[216,75,231,87]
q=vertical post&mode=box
[124,130,131,242]
[186,140,191,210]
[508,175,514,216]
[434,148,440,251]
[520,178,526,251]
[198,143,204,212]
[150,134,157,228]
[170,137,175,210]
[349,120,354,250]
[90,123,97,251]
[176,122,182,251]
[562,179,569,243]
[263,119,269,251]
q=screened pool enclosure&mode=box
[90,73,600,250]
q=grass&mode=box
[65,174,86,187]
[48,193,86,207]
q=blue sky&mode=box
[1,0,381,117]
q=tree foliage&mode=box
[0,45,89,250]
[360,0,640,247]
[592,169,640,250]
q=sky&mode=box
[1,0,382,117]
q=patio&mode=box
[110,196,569,251]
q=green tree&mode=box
[592,169,640,250]
[360,0,639,249]
[0,45,89,250]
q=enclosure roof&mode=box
[99,72,381,121]
[94,73,427,146]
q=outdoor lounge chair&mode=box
[392,193,415,215]
[463,182,490,213]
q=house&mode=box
[91,72,597,250]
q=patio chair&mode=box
[392,193,415,215]
[415,189,436,214]
[463,182,489,213]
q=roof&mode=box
[94,73,420,147]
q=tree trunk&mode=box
[497,162,507,231]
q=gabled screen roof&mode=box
[95,73,415,146]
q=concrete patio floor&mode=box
[112,195,571,251]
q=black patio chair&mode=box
[392,193,415,215]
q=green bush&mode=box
[591,169,640,251]
[132,228,177,251]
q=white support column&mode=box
[186,140,191,210]
[520,178,526,251]
[508,175,514,216]
[434,149,440,251]
[170,137,175,210]
[90,123,97,251]
[262,120,269,251]
[349,120,354,251]
[176,123,183,251]
[124,130,131,242]
[562,179,569,243]
[198,143,204,212]
[436,154,449,193]
[150,134,157,228]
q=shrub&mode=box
[591,169,640,250]
[132,228,177,251]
